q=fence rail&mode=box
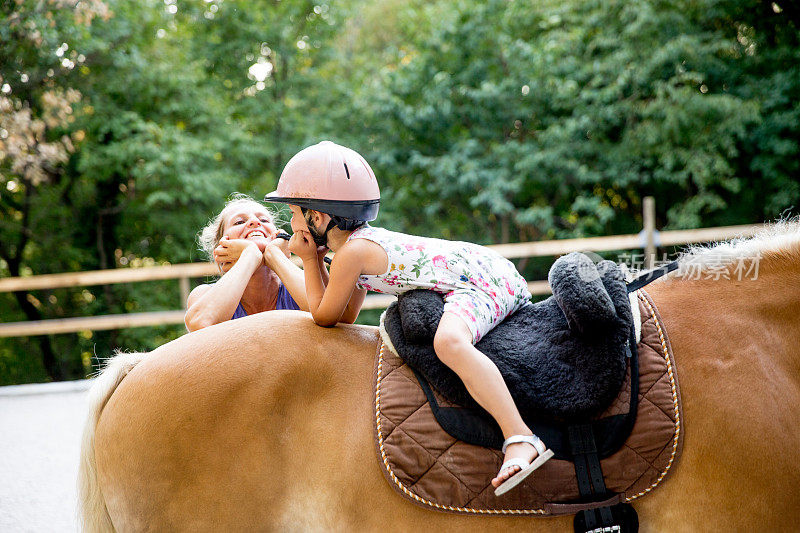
[0,209,764,338]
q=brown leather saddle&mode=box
[373,290,682,519]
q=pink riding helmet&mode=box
[265,141,380,221]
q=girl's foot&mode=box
[491,439,538,488]
[492,434,554,496]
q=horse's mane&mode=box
[660,218,800,281]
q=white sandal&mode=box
[494,434,555,496]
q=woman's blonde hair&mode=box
[197,194,280,260]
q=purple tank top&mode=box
[231,284,299,319]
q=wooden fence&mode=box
[0,198,764,337]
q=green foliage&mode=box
[358,0,781,240]
[1,0,798,384]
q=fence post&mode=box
[179,277,190,309]
[643,196,656,269]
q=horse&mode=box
[79,223,800,532]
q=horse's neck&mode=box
[645,253,800,375]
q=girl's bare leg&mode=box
[433,312,544,487]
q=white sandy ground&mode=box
[0,380,91,533]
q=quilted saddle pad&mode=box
[372,290,683,516]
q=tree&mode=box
[1,0,112,380]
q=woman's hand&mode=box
[288,230,319,262]
[213,236,262,273]
[187,236,266,331]
[267,235,291,258]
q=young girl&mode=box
[267,141,553,496]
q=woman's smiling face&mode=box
[221,202,279,252]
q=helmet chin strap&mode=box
[308,219,337,247]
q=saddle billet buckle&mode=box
[586,527,621,533]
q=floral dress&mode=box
[347,226,531,343]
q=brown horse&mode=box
[79,224,800,532]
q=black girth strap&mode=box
[569,424,615,528]
[569,326,640,532]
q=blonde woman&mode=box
[185,195,327,331]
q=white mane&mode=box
[663,219,800,281]
[680,219,800,262]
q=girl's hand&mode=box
[213,236,261,273]
[316,245,329,263]
[288,231,319,262]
